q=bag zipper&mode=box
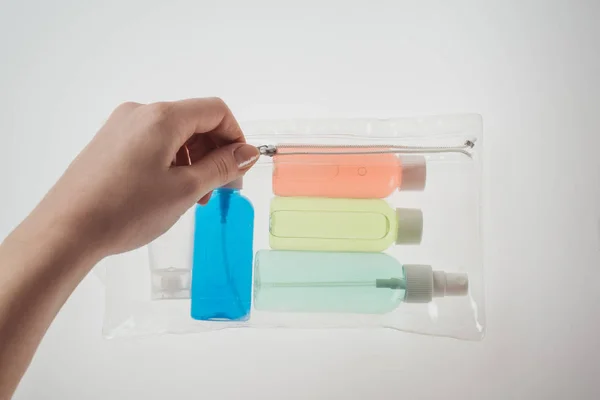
[257,139,476,158]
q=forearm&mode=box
[0,97,256,398]
[0,211,99,399]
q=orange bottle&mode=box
[272,148,426,199]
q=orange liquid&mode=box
[272,148,401,199]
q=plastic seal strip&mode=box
[257,140,476,158]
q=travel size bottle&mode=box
[269,197,423,252]
[190,179,254,321]
[253,250,468,314]
[148,208,195,300]
[272,148,426,198]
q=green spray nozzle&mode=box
[375,278,406,290]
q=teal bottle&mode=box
[253,250,468,315]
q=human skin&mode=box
[0,97,259,399]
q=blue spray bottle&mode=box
[191,178,254,320]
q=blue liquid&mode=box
[191,188,254,321]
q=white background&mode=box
[1,0,599,398]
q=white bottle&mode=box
[147,208,195,299]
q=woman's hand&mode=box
[24,97,259,258]
[0,98,259,398]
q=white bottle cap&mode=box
[403,264,433,303]
[150,268,191,300]
[395,208,423,245]
[398,155,427,191]
[432,271,469,297]
[221,177,243,190]
[403,264,469,303]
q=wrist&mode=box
[4,204,105,276]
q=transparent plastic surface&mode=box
[102,114,485,340]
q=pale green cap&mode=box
[395,208,423,245]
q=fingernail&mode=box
[234,144,260,169]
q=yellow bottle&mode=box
[269,197,423,252]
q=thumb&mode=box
[174,143,259,201]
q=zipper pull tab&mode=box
[257,144,277,157]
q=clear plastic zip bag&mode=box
[101,114,485,340]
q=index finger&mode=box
[158,97,245,150]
